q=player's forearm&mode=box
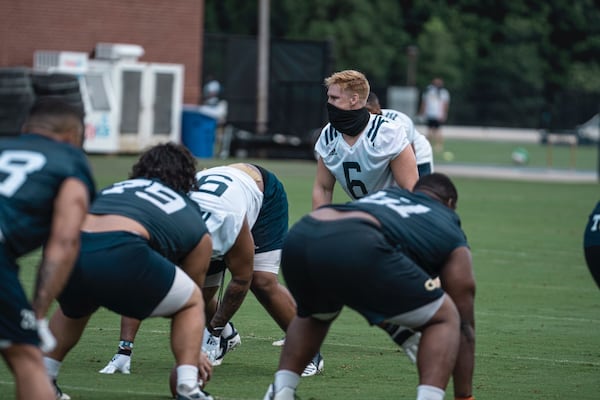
[453,321,475,398]
[32,243,79,318]
[209,278,251,333]
[312,187,333,210]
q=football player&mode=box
[312,69,418,210]
[101,163,323,376]
[583,200,600,288]
[366,91,434,177]
[43,143,214,400]
[304,71,420,369]
[264,173,475,400]
[0,98,95,400]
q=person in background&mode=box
[43,143,215,400]
[312,69,418,210]
[198,78,229,159]
[264,173,475,400]
[366,92,434,176]
[419,77,450,153]
[0,98,95,400]
[583,200,600,288]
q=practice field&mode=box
[0,146,598,399]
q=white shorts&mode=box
[254,249,282,274]
[150,266,196,317]
[203,249,282,288]
[384,294,445,328]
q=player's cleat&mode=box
[175,387,214,400]
[212,322,241,366]
[272,337,285,346]
[301,352,324,377]
[381,323,421,364]
[53,379,71,400]
[399,330,421,364]
[263,384,297,400]
[202,328,221,364]
[99,353,131,374]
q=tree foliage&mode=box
[204,0,600,128]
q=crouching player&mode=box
[43,143,215,400]
[264,173,475,400]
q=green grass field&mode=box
[0,140,599,399]
[435,139,598,171]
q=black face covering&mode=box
[327,103,370,137]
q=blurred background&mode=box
[1,0,598,166]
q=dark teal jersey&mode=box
[584,201,600,248]
[90,178,208,263]
[327,186,468,277]
[0,134,96,257]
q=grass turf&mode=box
[0,140,598,399]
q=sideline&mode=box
[436,163,597,183]
[416,125,540,143]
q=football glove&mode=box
[37,318,56,353]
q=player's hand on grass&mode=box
[198,351,212,387]
[37,318,56,353]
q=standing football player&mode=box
[312,69,418,210]
[0,98,96,400]
[303,70,419,371]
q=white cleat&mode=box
[263,384,297,400]
[301,352,324,377]
[271,337,286,347]
[99,354,131,374]
[212,322,241,366]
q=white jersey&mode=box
[190,166,263,259]
[381,108,433,167]
[315,113,410,200]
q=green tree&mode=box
[274,0,410,85]
[203,0,600,127]
[415,16,461,89]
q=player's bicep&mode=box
[312,158,336,209]
[223,219,254,284]
[50,178,90,245]
[390,147,418,190]
[440,246,475,322]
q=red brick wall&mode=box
[0,0,204,104]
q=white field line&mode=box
[476,310,600,324]
[82,324,600,368]
[0,381,258,400]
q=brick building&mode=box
[0,0,205,103]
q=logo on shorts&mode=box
[20,309,36,331]
[424,278,440,291]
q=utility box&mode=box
[33,43,184,153]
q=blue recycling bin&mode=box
[181,108,217,158]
